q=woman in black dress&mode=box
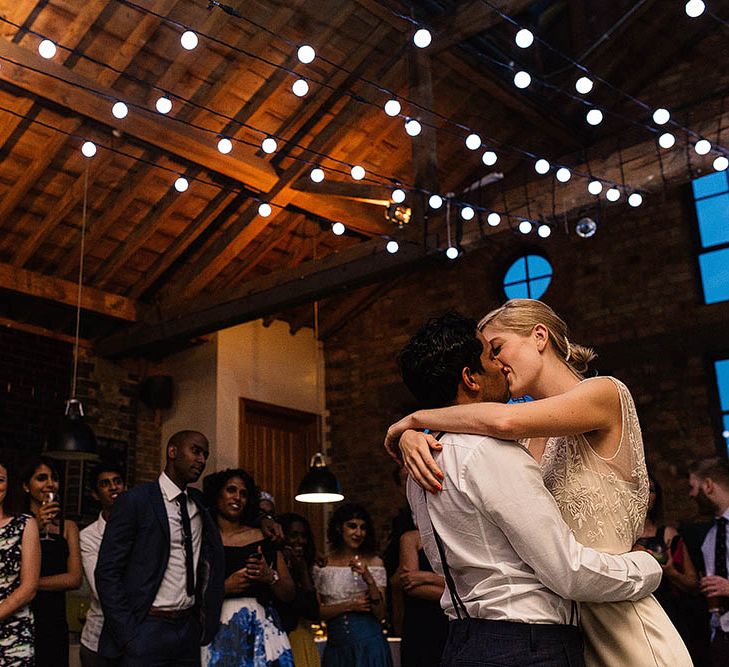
[21,457,81,667]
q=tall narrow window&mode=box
[692,172,729,304]
[713,359,729,454]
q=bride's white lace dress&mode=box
[540,376,692,666]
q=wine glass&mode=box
[40,491,56,541]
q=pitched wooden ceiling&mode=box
[0,0,726,356]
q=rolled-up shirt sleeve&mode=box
[463,440,662,603]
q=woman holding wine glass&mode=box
[21,456,81,667]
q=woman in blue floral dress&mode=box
[0,459,41,666]
[202,469,295,667]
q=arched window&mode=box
[503,255,553,299]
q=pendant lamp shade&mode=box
[295,453,343,503]
[45,399,98,461]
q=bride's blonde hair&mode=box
[478,299,596,376]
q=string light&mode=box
[487,212,501,226]
[310,167,325,183]
[180,30,198,50]
[384,99,401,117]
[535,159,550,174]
[652,108,670,125]
[429,194,443,209]
[482,151,497,166]
[297,44,316,64]
[694,139,711,155]
[413,28,432,49]
[174,176,189,192]
[331,221,345,235]
[257,202,272,217]
[465,133,482,150]
[446,246,459,259]
[81,141,96,157]
[588,180,603,195]
[404,119,422,136]
[556,167,571,182]
[537,224,552,238]
[714,156,729,171]
[513,71,531,89]
[606,187,621,202]
[155,96,172,114]
[261,137,277,154]
[515,28,534,48]
[38,39,56,59]
[217,137,233,154]
[292,78,309,97]
[386,240,399,253]
[657,132,675,149]
[575,76,593,94]
[391,189,406,203]
[351,165,365,180]
[111,101,128,119]
[518,220,532,234]
[685,0,706,18]
[586,109,603,126]
[628,193,643,207]
[461,206,475,221]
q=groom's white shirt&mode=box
[407,432,662,624]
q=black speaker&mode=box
[139,375,174,410]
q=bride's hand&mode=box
[384,416,414,462]
[399,430,444,493]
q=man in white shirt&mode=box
[397,312,663,666]
[80,463,125,666]
[689,456,729,665]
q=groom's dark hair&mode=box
[398,311,485,409]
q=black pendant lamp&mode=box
[295,453,343,504]
[45,162,98,461]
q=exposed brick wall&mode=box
[323,184,729,542]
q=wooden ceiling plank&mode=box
[290,179,392,204]
[318,280,395,340]
[0,261,140,321]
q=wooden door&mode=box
[239,398,325,551]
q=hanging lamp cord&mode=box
[71,161,89,400]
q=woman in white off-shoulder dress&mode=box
[387,299,692,667]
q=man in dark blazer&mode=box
[95,430,224,666]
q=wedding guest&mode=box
[79,462,125,667]
[202,468,295,667]
[0,458,40,666]
[22,456,81,667]
[314,503,391,667]
[259,491,276,517]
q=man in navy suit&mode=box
[95,430,225,666]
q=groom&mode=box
[397,312,662,666]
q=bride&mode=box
[385,299,691,667]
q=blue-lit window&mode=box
[692,172,729,304]
[714,359,729,454]
[503,255,553,299]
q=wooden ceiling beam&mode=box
[290,179,392,205]
[0,262,141,321]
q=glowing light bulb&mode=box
[658,132,676,149]
[575,76,593,94]
[713,156,729,172]
[606,187,620,202]
[465,133,481,150]
[386,240,399,254]
[217,137,233,154]
[556,167,571,182]
[588,180,603,195]
[261,137,277,154]
[695,139,711,155]
[429,194,443,209]
[461,206,475,221]
[180,31,198,50]
[81,141,96,158]
[38,39,56,59]
[332,222,345,236]
[628,193,643,207]
[351,165,365,180]
[537,224,552,238]
[586,109,603,126]
[258,202,272,217]
[155,96,172,114]
[487,212,501,226]
[112,101,128,119]
[310,167,325,183]
[685,0,706,18]
[446,246,459,259]
[391,189,406,203]
[535,159,550,174]
[515,28,534,48]
[292,78,309,97]
[384,99,401,117]
[519,220,532,234]
[652,108,670,125]
[405,119,422,136]
[413,28,432,49]
[297,45,315,64]
[482,151,497,166]
[174,177,189,192]
[513,71,531,89]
